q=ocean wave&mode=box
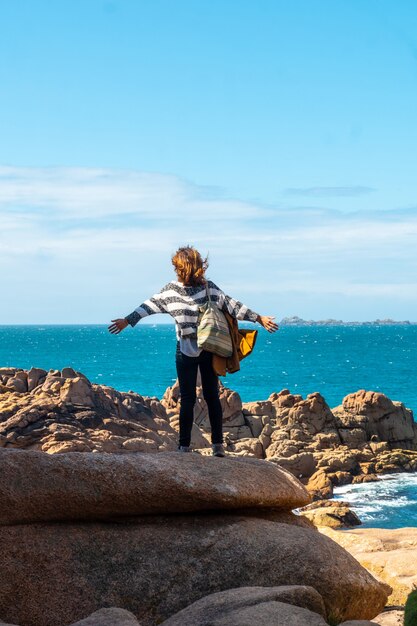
[333,472,417,528]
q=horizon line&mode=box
[0,321,416,327]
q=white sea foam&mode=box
[333,472,417,527]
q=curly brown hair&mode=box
[171,245,209,287]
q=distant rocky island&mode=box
[280,316,413,326]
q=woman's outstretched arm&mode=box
[108,284,170,334]
[210,280,279,333]
[124,288,169,327]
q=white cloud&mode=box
[0,165,416,322]
[0,165,271,219]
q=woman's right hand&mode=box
[257,315,279,333]
[108,318,129,334]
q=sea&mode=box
[0,322,416,528]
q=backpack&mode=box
[196,282,233,357]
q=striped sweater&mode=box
[124,279,260,341]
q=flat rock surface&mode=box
[0,515,389,626]
[0,449,310,524]
[160,585,326,625]
[320,526,417,606]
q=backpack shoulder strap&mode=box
[205,280,211,302]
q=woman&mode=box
[108,245,278,456]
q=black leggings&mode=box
[175,340,223,447]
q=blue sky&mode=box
[1,0,417,323]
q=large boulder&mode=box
[70,608,141,625]
[300,500,362,529]
[333,390,417,448]
[306,469,334,499]
[0,514,390,626]
[259,391,341,459]
[160,585,327,625]
[268,452,317,478]
[163,601,325,626]
[285,392,339,435]
[0,450,310,524]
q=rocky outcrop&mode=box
[0,367,179,454]
[299,499,362,529]
[333,390,417,449]
[1,366,416,501]
[0,450,390,626]
[319,527,417,607]
[163,382,417,497]
[0,449,310,524]
[162,382,416,487]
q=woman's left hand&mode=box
[257,315,279,333]
[108,318,129,334]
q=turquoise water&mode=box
[0,323,415,409]
[1,323,416,529]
